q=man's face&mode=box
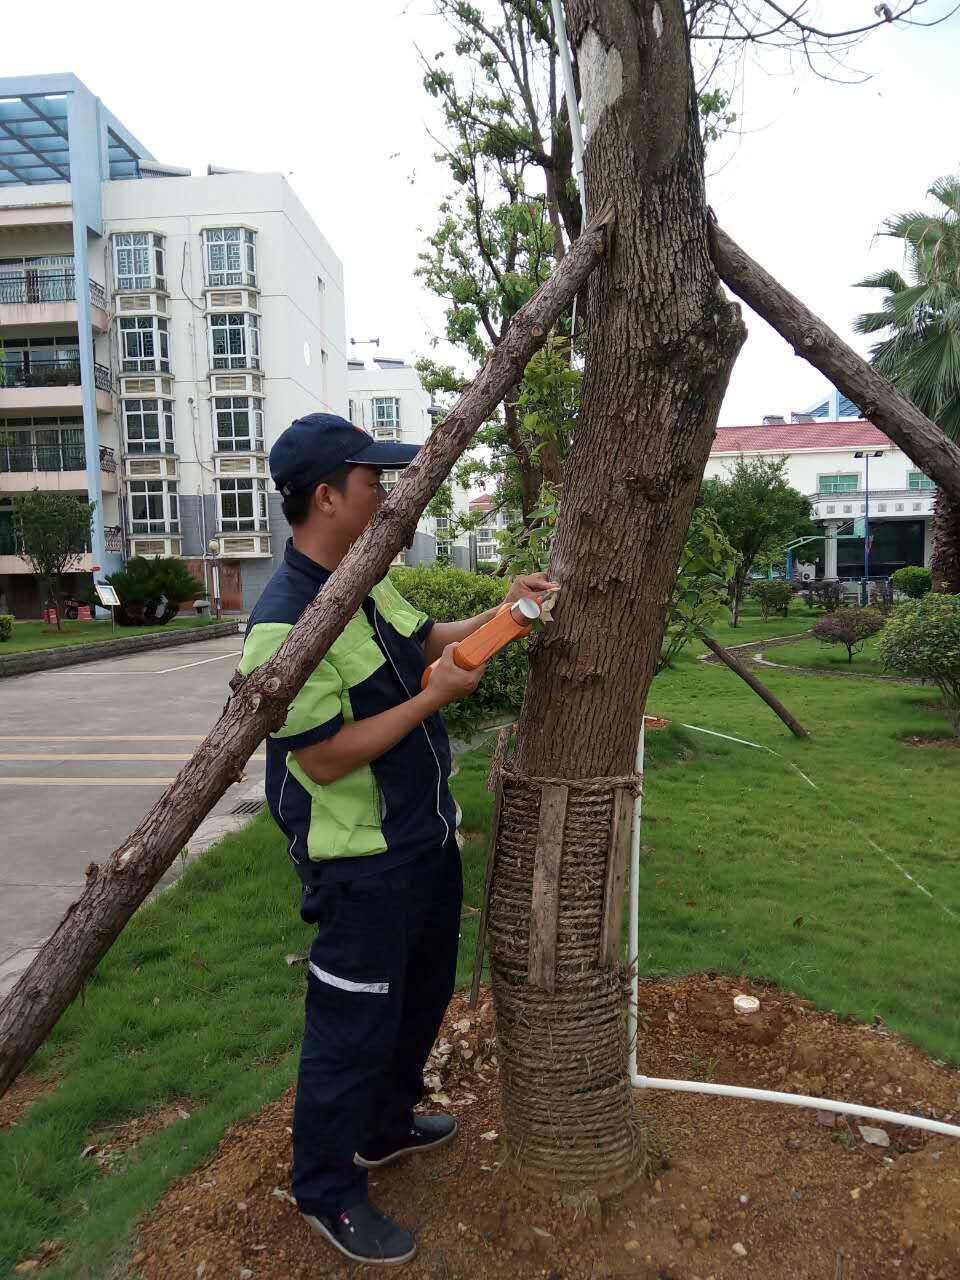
[330,465,385,545]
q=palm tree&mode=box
[854,176,960,592]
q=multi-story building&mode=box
[705,404,936,580]
[1,74,345,615]
[469,494,514,565]
[347,355,471,568]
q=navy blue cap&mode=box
[269,412,421,497]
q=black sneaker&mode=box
[355,1114,458,1169]
[301,1200,416,1266]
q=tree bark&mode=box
[697,631,808,738]
[0,214,612,1098]
[711,223,960,505]
[931,489,960,593]
[486,0,745,1196]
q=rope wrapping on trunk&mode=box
[487,767,647,1192]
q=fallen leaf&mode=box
[453,1018,472,1034]
[480,1130,499,1141]
[429,1092,452,1107]
[80,1144,98,1159]
[284,951,309,966]
[271,1186,297,1205]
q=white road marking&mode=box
[157,651,242,673]
[0,753,265,762]
[0,777,177,786]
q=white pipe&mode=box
[627,720,960,1141]
[549,0,585,212]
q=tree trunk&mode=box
[0,216,612,1098]
[931,488,960,593]
[486,0,745,1197]
[711,223,960,505]
[503,394,542,526]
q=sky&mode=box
[3,0,959,426]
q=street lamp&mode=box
[854,449,884,601]
[206,538,222,619]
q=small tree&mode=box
[812,607,885,664]
[890,565,933,600]
[151,558,205,624]
[660,507,739,669]
[700,457,814,627]
[13,490,95,632]
[750,579,794,621]
[879,594,960,737]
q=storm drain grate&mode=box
[230,799,265,817]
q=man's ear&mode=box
[312,482,336,517]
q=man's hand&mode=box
[424,643,487,709]
[504,571,559,605]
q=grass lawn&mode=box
[698,599,817,648]
[761,632,888,675]
[2,616,219,656]
[4,637,959,1277]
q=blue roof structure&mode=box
[0,73,153,188]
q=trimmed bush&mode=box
[0,614,13,643]
[749,578,793,620]
[107,556,205,626]
[811,607,885,663]
[390,564,526,739]
[801,579,845,612]
[890,565,933,600]
[879,593,960,737]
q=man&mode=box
[237,413,554,1266]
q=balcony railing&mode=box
[104,525,124,554]
[0,272,109,312]
[0,442,117,474]
[0,360,113,392]
[815,487,937,502]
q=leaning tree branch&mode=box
[698,630,808,739]
[710,219,960,505]
[0,204,615,1098]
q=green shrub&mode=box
[390,564,526,739]
[801,579,844,612]
[749,578,793,620]
[890,565,932,600]
[811,606,885,663]
[0,614,13,642]
[879,593,960,737]
[475,560,499,576]
[107,556,205,626]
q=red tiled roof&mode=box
[469,494,495,509]
[712,421,893,453]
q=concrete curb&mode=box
[0,621,242,680]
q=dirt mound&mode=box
[131,975,960,1279]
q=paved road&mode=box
[0,631,266,995]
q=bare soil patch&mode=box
[0,1074,57,1131]
[902,735,960,751]
[129,975,960,1279]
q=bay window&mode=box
[119,317,170,373]
[209,312,260,370]
[218,477,268,532]
[113,233,166,291]
[203,228,257,287]
[123,399,175,454]
[214,396,264,452]
[129,479,179,534]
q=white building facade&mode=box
[347,356,471,568]
[1,74,346,615]
[705,419,936,580]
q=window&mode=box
[123,399,175,454]
[908,471,935,490]
[113,233,165,291]
[218,477,268,532]
[818,473,859,494]
[209,312,260,370]
[348,398,356,423]
[372,397,400,434]
[203,228,257,287]
[214,396,264,452]
[380,468,399,493]
[119,317,170,372]
[129,479,178,534]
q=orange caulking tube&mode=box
[421,596,542,689]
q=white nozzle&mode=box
[511,597,541,623]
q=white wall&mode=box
[346,360,434,443]
[704,443,930,496]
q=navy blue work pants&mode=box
[292,841,463,1214]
